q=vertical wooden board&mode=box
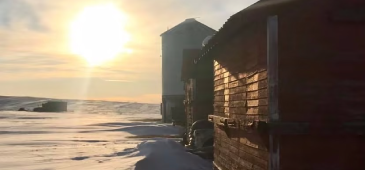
[224,83,229,89]
[224,102,230,107]
[267,15,280,170]
[225,95,230,101]
[267,15,279,121]
[224,106,230,112]
[224,89,230,95]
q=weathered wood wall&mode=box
[213,69,269,170]
[212,17,269,170]
[210,0,365,169]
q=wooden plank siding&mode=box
[208,5,270,168]
[213,62,269,170]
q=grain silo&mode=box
[161,18,216,123]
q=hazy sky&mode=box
[0,0,258,103]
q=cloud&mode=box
[0,0,258,101]
[0,0,46,31]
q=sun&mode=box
[69,3,130,66]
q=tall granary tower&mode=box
[160,18,216,123]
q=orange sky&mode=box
[0,0,258,103]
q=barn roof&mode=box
[199,0,299,60]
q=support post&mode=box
[267,15,280,170]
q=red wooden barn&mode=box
[197,0,365,169]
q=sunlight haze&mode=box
[69,3,130,66]
[0,0,258,103]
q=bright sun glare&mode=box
[69,4,130,66]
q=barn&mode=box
[197,0,365,169]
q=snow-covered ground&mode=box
[0,96,212,170]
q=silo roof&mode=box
[160,18,216,36]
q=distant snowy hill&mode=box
[0,96,160,115]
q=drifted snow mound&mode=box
[133,139,212,170]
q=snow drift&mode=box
[132,139,212,170]
[0,96,212,170]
